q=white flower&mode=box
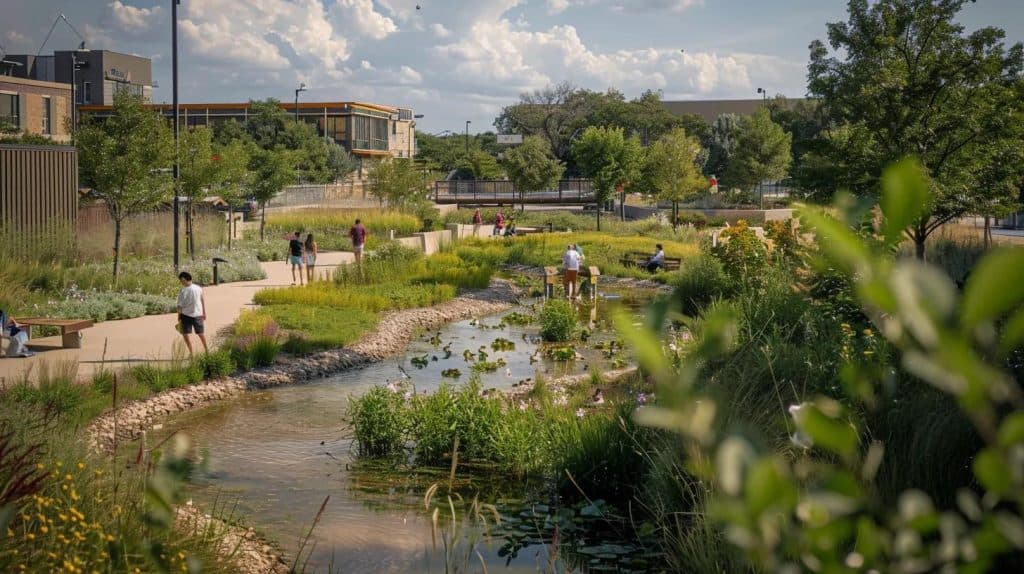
[575,408,585,418]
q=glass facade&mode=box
[0,93,18,128]
[41,96,51,134]
[352,114,389,151]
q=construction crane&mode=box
[35,12,87,58]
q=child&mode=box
[0,310,33,358]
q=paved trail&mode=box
[0,252,353,385]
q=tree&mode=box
[642,128,707,228]
[456,149,504,179]
[705,114,741,182]
[724,108,793,202]
[500,136,565,210]
[77,92,173,279]
[571,127,643,230]
[325,140,359,182]
[179,127,221,259]
[494,82,600,164]
[213,140,251,249]
[808,0,1024,258]
[249,147,297,241]
[367,158,429,211]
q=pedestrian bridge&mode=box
[433,179,595,205]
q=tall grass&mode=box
[263,208,422,250]
[254,281,456,312]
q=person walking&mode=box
[349,218,368,265]
[562,243,581,299]
[287,231,305,285]
[176,271,208,356]
[493,210,505,236]
[472,208,483,236]
[304,233,318,283]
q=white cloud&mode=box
[108,2,162,33]
[430,23,451,38]
[546,0,571,14]
[4,29,30,47]
[180,0,349,72]
[333,0,398,40]
[360,59,375,70]
[398,65,422,84]
[550,0,701,14]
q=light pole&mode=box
[757,87,767,104]
[172,0,181,271]
[294,82,306,123]
[70,50,87,136]
[465,120,471,154]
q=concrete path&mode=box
[0,251,353,385]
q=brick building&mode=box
[0,76,73,143]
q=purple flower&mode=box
[636,393,648,405]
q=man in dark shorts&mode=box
[288,231,304,285]
[349,218,368,265]
[177,271,208,356]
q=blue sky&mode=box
[3,0,1022,133]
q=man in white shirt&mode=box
[177,271,208,355]
[562,244,581,299]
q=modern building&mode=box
[0,75,73,142]
[79,100,418,160]
[4,49,153,106]
[662,98,808,123]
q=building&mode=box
[662,98,808,123]
[79,100,418,160]
[4,49,153,106]
[0,75,73,142]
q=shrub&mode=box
[712,220,768,281]
[194,350,235,379]
[670,253,734,316]
[539,299,578,342]
[349,385,409,457]
[408,380,502,464]
[248,337,281,368]
[130,364,169,392]
[90,370,115,394]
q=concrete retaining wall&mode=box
[447,223,499,240]
[623,205,794,223]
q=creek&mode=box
[156,291,661,573]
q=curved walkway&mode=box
[0,252,353,385]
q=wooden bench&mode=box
[618,251,682,272]
[15,318,94,349]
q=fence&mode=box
[433,179,595,205]
[0,144,78,257]
[267,180,376,209]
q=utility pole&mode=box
[172,0,181,270]
[294,82,306,122]
[464,120,471,154]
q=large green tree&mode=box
[213,140,251,249]
[367,158,429,211]
[642,128,707,228]
[808,0,1024,258]
[456,149,504,179]
[724,108,793,200]
[179,126,221,259]
[249,147,297,241]
[571,126,643,230]
[77,92,173,279]
[500,136,565,210]
[704,113,741,183]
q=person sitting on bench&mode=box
[645,244,665,273]
[0,310,33,358]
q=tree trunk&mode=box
[260,203,267,242]
[984,216,992,249]
[913,223,927,260]
[596,201,602,231]
[227,207,234,251]
[187,201,195,261]
[112,218,122,282]
[620,190,626,221]
[672,201,679,230]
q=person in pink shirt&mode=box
[493,210,505,236]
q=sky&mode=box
[3,0,1023,134]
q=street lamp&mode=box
[70,49,88,136]
[465,120,471,154]
[294,82,306,122]
[756,87,767,103]
[172,0,181,271]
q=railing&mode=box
[433,179,595,205]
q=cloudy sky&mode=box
[3,0,1022,133]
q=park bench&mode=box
[15,318,94,349]
[618,251,682,271]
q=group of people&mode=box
[472,209,517,238]
[286,219,368,285]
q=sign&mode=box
[105,68,131,82]
[496,134,523,145]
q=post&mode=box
[70,53,77,137]
[172,0,181,271]
[465,120,471,154]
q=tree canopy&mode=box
[500,136,565,201]
[571,126,643,230]
[724,108,793,193]
[641,128,707,226]
[807,0,1024,257]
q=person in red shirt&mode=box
[349,219,368,265]
[472,208,483,236]
[493,210,505,236]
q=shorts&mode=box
[179,314,205,335]
[288,255,303,266]
[353,243,365,253]
[564,269,579,283]
[305,254,316,265]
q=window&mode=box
[352,114,388,151]
[41,96,52,134]
[0,93,17,129]
[82,82,92,104]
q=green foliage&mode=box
[539,299,578,342]
[349,386,409,457]
[76,92,174,278]
[806,0,1024,256]
[194,350,236,379]
[456,149,504,179]
[249,146,297,235]
[641,127,707,207]
[262,208,422,250]
[407,380,503,463]
[669,253,734,317]
[368,158,430,211]
[260,304,378,350]
[254,281,456,313]
[499,136,564,195]
[571,126,644,230]
[723,108,792,191]
[712,220,768,282]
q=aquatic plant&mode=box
[539,300,578,342]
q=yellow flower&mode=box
[39,526,49,534]
[36,463,45,470]
[5,528,12,537]
[105,535,115,542]
[64,474,73,482]
[25,533,35,541]
[77,463,85,470]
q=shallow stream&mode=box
[157,292,660,573]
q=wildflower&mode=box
[636,393,647,405]
[26,533,35,541]
[39,526,49,534]
[575,408,585,418]
[77,463,85,470]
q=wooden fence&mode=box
[0,144,78,256]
